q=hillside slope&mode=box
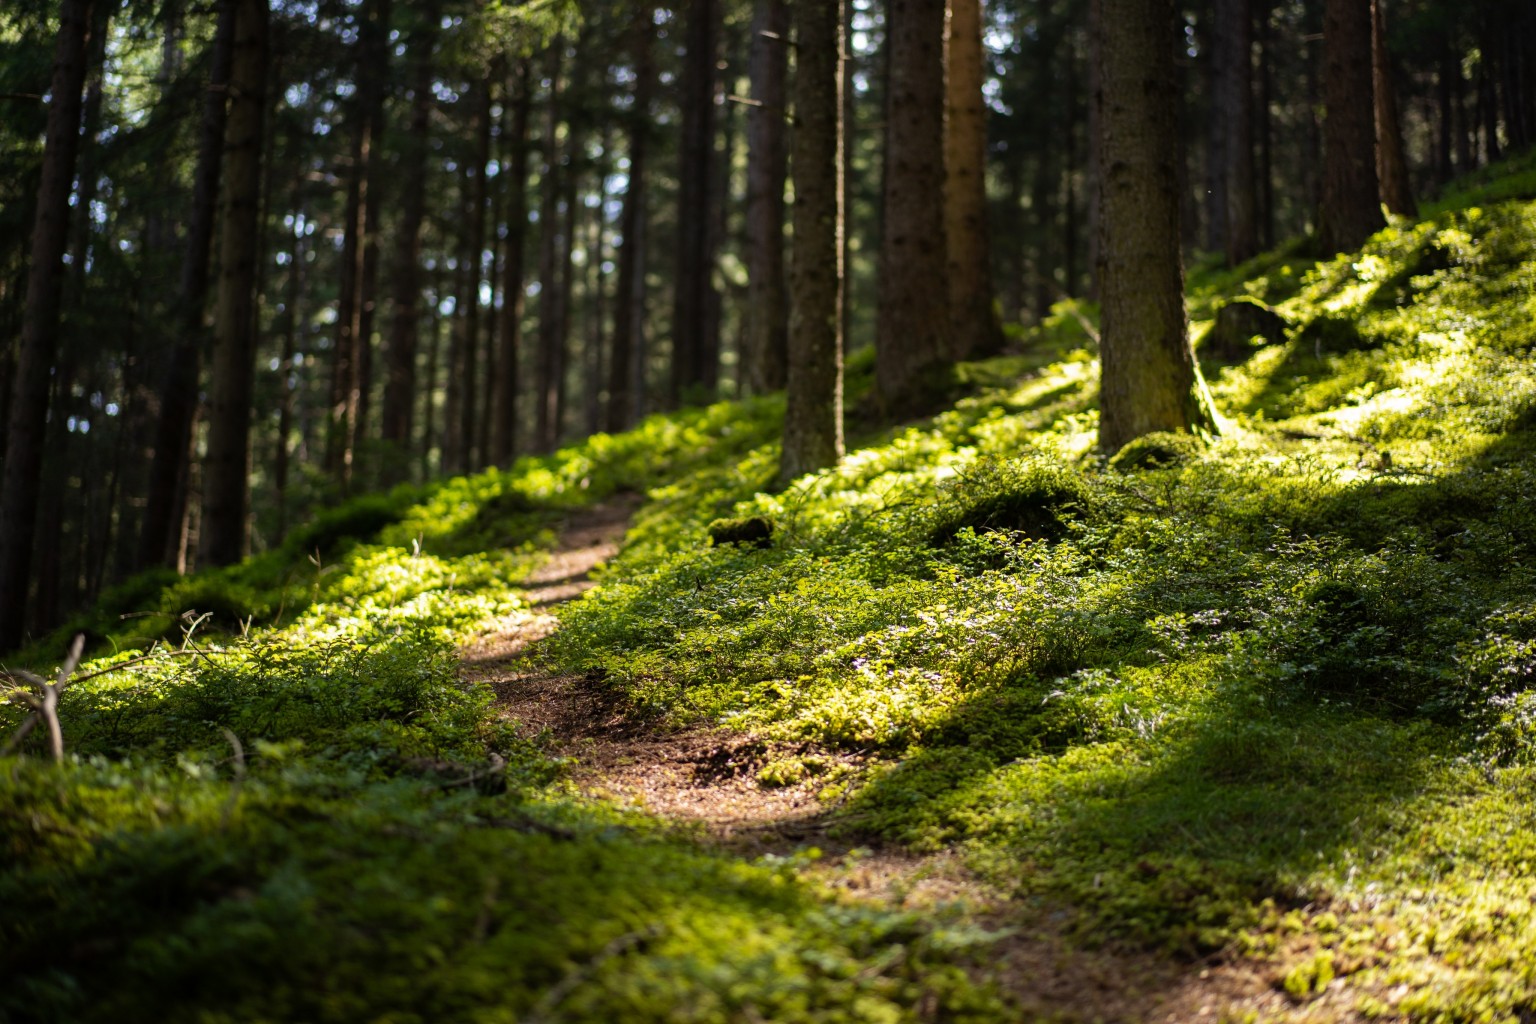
[6,158,1536,1021]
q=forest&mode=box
[4,0,1536,1019]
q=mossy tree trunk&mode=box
[198,0,267,568]
[945,0,1004,360]
[1319,0,1384,253]
[1091,0,1217,454]
[671,0,721,407]
[875,0,951,417]
[780,0,844,485]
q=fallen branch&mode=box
[1,634,85,761]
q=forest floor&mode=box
[461,503,1365,1024]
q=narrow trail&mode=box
[458,502,1354,1024]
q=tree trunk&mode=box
[535,42,565,451]
[0,0,95,646]
[874,0,951,417]
[780,0,844,485]
[670,0,721,407]
[198,0,267,568]
[1318,0,1384,253]
[1371,0,1415,217]
[945,0,1004,359]
[495,59,534,464]
[1217,0,1258,265]
[137,0,235,572]
[275,189,307,544]
[379,1,439,468]
[1092,0,1216,453]
[607,17,656,435]
[745,0,789,395]
[459,77,492,471]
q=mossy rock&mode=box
[1297,313,1374,353]
[930,462,1097,546]
[1205,297,1290,361]
[708,516,774,548]
[1108,431,1205,472]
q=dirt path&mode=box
[460,502,1361,1024]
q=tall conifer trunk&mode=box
[495,59,533,464]
[1092,0,1217,453]
[874,0,951,417]
[1216,0,1258,265]
[137,0,233,572]
[379,1,439,468]
[607,16,656,434]
[535,41,566,451]
[670,0,721,407]
[745,0,789,394]
[780,0,844,484]
[1319,0,1384,253]
[1372,0,1416,217]
[198,0,267,568]
[945,0,1004,359]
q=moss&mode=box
[707,516,775,548]
[1108,431,1205,471]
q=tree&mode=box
[1318,0,1385,253]
[875,0,951,417]
[535,40,566,451]
[1215,0,1258,265]
[606,12,657,435]
[379,1,440,469]
[670,0,721,407]
[945,0,1004,359]
[324,0,390,490]
[198,0,268,567]
[1373,0,1416,218]
[494,58,534,465]
[0,0,97,648]
[745,0,790,394]
[1091,0,1217,453]
[780,0,843,484]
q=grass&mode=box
[7,152,1536,1020]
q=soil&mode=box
[462,501,1375,1024]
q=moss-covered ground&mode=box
[8,155,1536,1021]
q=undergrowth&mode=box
[8,154,1536,1021]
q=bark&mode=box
[745,0,790,394]
[1371,0,1415,217]
[1257,2,1276,248]
[780,0,844,485]
[379,1,439,465]
[0,0,96,648]
[946,0,1004,359]
[198,0,267,568]
[1318,0,1384,254]
[495,59,534,464]
[606,17,655,435]
[1092,0,1217,453]
[138,0,235,571]
[1217,0,1258,265]
[460,77,493,470]
[535,42,565,451]
[670,0,721,407]
[584,125,612,438]
[324,0,390,489]
[874,0,951,417]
